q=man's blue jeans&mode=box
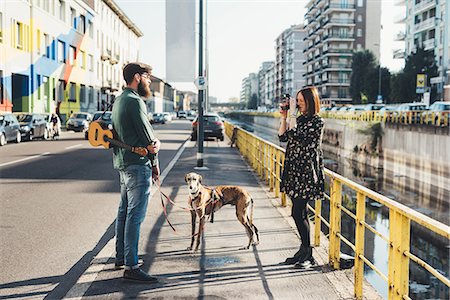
[116,164,152,269]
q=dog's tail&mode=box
[249,198,254,225]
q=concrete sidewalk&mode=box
[65,138,380,300]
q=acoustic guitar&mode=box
[88,121,148,157]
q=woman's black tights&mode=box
[292,200,310,247]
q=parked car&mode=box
[14,112,47,140]
[396,103,428,123]
[151,113,166,124]
[191,114,224,141]
[422,101,450,125]
[85,111,112,139]
[186,110,197,121]
[162,112,173,123]
[364,104,385,111]
[0,112,21,146]
[178,110,187,119]
[41,113,61,140]
[66,112,92,132]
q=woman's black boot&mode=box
[283,245,306,265]
[293,246,315,269]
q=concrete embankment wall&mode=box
[227,113,450,207]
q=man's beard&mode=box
[137,81,151,98]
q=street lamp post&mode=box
[197,0,205,168]
[374,43,382,102]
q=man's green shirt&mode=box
[111,88,158,170]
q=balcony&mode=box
[327,33,355,40]
[415,0,436,14]
[323,63,352,70]
[393,49,405,59]
[324,48,353,56]
[323,3,356,14]
[423,38,435,51]
[394,31,406,41]
[394,12,406,23]
[414,17,435,33]
[323,79,350,86]
[324,19,356,28]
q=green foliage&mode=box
[247,93,258,109]
[390,48,438,102]
[351,50,390,103]
[357,122,383,153]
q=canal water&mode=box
[226,118,449,300]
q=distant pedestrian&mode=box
[112,62,161,282]
[229,127,238,147]
[51,113,60,138]
[278,87,325,269]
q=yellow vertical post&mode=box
[314,199,321,247]
[388,210,410,300]
[354,192,366,300]
[328,178,342,270]
[269,147,274,192]
[275,150,280,198]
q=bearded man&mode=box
[111,62,161,282]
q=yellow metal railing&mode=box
[320,110,449,126]
[224,121,450,300]
[228,111,449,126]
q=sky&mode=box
[117,0,404,102]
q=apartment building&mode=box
[258,61,275,108]
[275,25,307,103]
[0,0,142,123]
[240,73,258,104]
[303,0,381,106]
[395,0,449,100]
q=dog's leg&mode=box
[194,216,205,252]
[187,210,197,251]
[248,198,260,245]
[236,211,254,250]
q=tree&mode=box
[390,48,438,102]
[350,50,377,104]
[247,93,258,109]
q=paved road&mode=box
[0,120,192,299]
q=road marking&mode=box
[63,138,190,300]
[0,152,51,168]
[65,144,83,150]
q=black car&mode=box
[85,111,112,139]
[0,112,21,146]
[14,113,47,140]
[151,113,166,124]
[191,114,224,141]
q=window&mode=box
[357,0,363,7]
[357,28,362,37]
[0,12,3,43]
[69,46,76,65]
[357,43,362,50]
[88,54,94,71]
[69,82,76,102]
[79,50,86,69]
[16,22,23,49]
[79,15,85,34]
[36,30,41,54]
[58,79,65,102]
[43,76,49,101]
[0,70,4,104]
[37,75,41,99]
[89,86,94,103]
[57,40,65,63]
[43,0,49,12]
[80,84,86,104]
[44,33,50,58]
[59,0,65,22]
[88,21,93,37]
[70,7,76,29]
[357,14,362,22]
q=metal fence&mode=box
[224,121,450,300]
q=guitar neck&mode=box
[105,136,134,152]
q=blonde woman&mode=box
[278,87,325,269]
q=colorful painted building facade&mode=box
[0,0,142,124]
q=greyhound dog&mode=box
[185,172,260,252]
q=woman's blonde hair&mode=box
[297,86,321,116]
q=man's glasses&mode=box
[141,73,151,81]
